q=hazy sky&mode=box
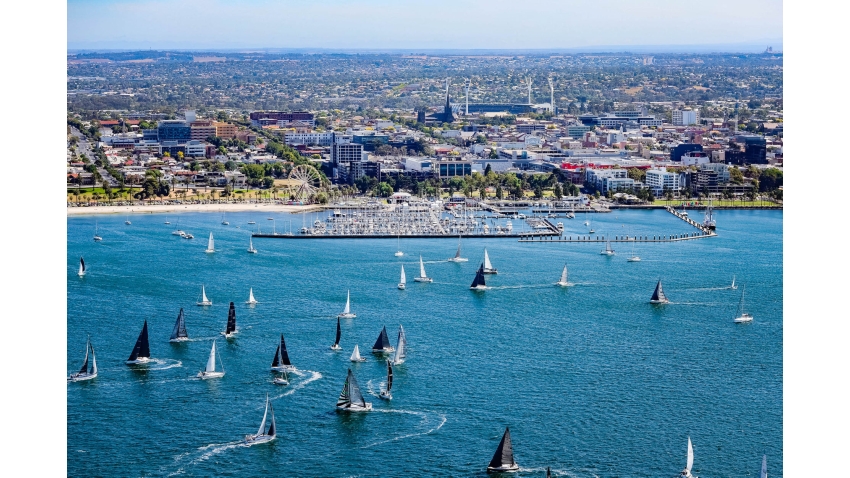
[68,0,783,51]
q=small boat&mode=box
[164,217,170,225]
[68,337,98,382]
[205,232,215,253]
[703,201,716,230]
[680,204,689,217]
[248,220,256,225]
[273,369,289,385]
[183,232,194,240]
[221,212,229,226]
[78,257,86,277]
[330,317,342,350]
[414,255,433,283]
[372,326,395,353]
[246,288,258,305]
[169,308,189,342]
[555,263,569,287]
[760,454,767,478]
[394,234,404,257]
[730,275,737,290]
[379,360,393,400]
[600,238,615,256]
[734,285,753,323]
[196,285,212,306]
[93,221,102,241]
[126,320,151,364]
[649,279,670,304]
[349,344,367,362]
[589,227,595,234]
[125,216,131,225]
[470,263,487,291]
[482,249,498,274]
[546,467,552,477]
[398,265,406,290]
[336,368,372,412]
[486,427,519,473]
[447,236,469,262]
[392,325,407,365]
[244,394,276,444]
[221,302,237,338]
[197,340,225,379]
[270,333,295,371]
[247,237,258,254]
[679,437,695,477]
[337,290,356,319]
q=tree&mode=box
[758,168,783,192]
[163,151,171,158]
[627,168,646,183]
[479,186,487,200]
[729,167,744,184]
[495,184,504,199]
[484,163,492,175]
[488,149,499,159]
[377,182,394,197]
[177,151,184,161]
[553,183,563,200]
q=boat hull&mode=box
[338,313,356,319]
[487,464,520,473]
[734,314,754,323]
[337,403,372,412]
[483,269,498,274]
[447,258,469,263]
[649,300,669,304]
[221,331,238,338]
[271,365,295,372]
[68,372,97,382]
[247,249,258,254]
[379,391,392,400]
[330,344,342,351]
[556,282,569,287]
[126,357,151,365]
[414,277,433,283]
[372,347,395,354]
[246,300,258,305]
[600,251,615,256]
[244,434,275,445]
[628,257,641,262]
[350,358,367,362]
[470,285,487,291]
[272,377,289,385]
[198,371,225,379]
[205,249,215,253]
[394,252,404,257]
[169,337,189,343]
[398,284,405,290]
[196,301,212,306]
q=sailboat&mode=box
[486,427,520,473]
[270,333,295,371]
[205,232,215,253]
[414,255,433,282]
[164,216,170,225]
[649,279,670,304]
[394,234,404,257]
[447,236,469,262]
[760,455,767,478]
[350,344,367,362]
[126,320,151,364]
[336,368,372,412]
[679,437,695,477]
[247,237,258,254]
[221,302,237,338]
[379,360,393,400]
[196,285,212,306]
[482,249,498,274]
[730,275,737,290]
[169,308,189,342]
[392,325,407,365]
[221,212,229,225]
[398,265,407,290]
[273,368,290,385]
[372,326,395,353]
[555,263,569,287]
[172,218,185,236]
[197,340,225,379]
[68,337,98,382]
[470,263,487,290]
[734,285,753,323]
[246,288,258,305]
[248,219,256,225]
[337,290,356,319]
[93,221,102,241]
[125,216,132,225]
[600,237,615,255]
[331,317,342,350]
[584,209,590,226]
[78,257,86,277]
[244,394,277,444]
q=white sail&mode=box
[201,285,209,303]
[400,265,406,285]
[90,342,98,375]
[206,232,215,252]
[78,257,85,276]
[249,237,255,252]
[350,344,362,361]
[343,290,351,314]
[686,437,694,472]
[760,455,767,478]
[419,256,427,278]
[455,239,462,258]
[393,325,406,364]
[248,288,256,303]
[484,249,493,270]
[560,264,568,284]
[257,395,269,436]
[205,341,217,373]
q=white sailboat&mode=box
[487,427,520,472]
[392,325,407,365]
[337,290,356,319]
[555,263,569,287]
[394,234,404,257]
[273,369,290,385]
[68,337,98,382]
[734,285,753,323]
[125,216,132,225]
[730,275,737,290]
[447,236,468,262]
[205,232,215,253]
[627,237,641,262]
[93,221,102,241]
[600,237,615,255]
[336,368,372,412]
[221,212,229,225]
[379,360,393,400]
[679,437,695,478]
[760,454,767,478]
[349,344,367,362]
[164,216,170,225]
[398,265,406,290]
[414,255,433,282]
[247,237,258,253]
[246,288,258,305]
[197,340,225,379]
[78,257,86,277]
[482,249,498,274]
[244,394,276,444]
[196,285,212,306]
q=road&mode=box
[69,127,119,187]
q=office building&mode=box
[214,122,237,139]
[157,120,191,143]
[249,111,315,127]
[645,168,681,195]
[671,143,703,162]
[673,109,700,126]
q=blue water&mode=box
[67,209,782,477]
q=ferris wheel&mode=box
[286,164,323,201]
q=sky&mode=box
[68,0,783,51]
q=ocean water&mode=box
[67,209,782,477]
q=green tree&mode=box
[495,184,504,199]
[553,183,563,199]
[729,167,744,184]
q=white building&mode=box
[645,168,681,195]
[681,151,711,167]
[673,109,700,126]
[185,140,207,158]
[283,131,335,146]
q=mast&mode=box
[225,302,236,334]
[279,334,291,365]
[488,427,516,470]
[171,308,188,340]
[334,317,341,347]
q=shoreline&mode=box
[66,203,323,216]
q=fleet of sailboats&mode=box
[247,237,258,253]
[169,308,189,342]
[78,257,86,277]
[337,290,356,319]
[221,302,237,338]
[734,285,753,323]
[244,394,277,444]
[331,317,342,350]
[372,326,395,353]
[205,232,215,253]
[336,368,372,412]
[350,344,366,362]
[679,437,695,478]
[246,288,258,305]
[197,340,225,379]
[196,285,212,306]
[398,265,406,290]
[470,263,487,290]
[379,360,393,400]
[126,320,152,364]
[68,337,98,382]
[649,279,670,304]
[487,427,519,473]
[270,333,295,371]
[482,249,498,274]
[447,236,468,262]
[414,255,433,282]
[555,263,569,287]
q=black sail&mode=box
[170,308,188,340]
[267,403,276,436]
[373,326,390,350]
[651,279,667,302]
[386,360,393,392]
[225,302,236,334]
[80,257,85,272]
[78,342,89,374]
[471,263,486,288]
[271,345,281,367]
[347,369,366,407]
[337,371,352,407]
[279,334,291,366]
[546,467,551,478]
[334,317,341,346]
[128,320,150,361]
[488,427,516,469]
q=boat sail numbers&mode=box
[555,264,569,287]
[196,285,212,306]
[337,290,356,319]
[447,236,468,262]
[221,302,237,338]
[372,326,395,353]
[270,334,295,371]
[483,249,498,274]
[331,317,342,350]
[68,337,98,382]
[205,232,215,253]
[487,427,519,473]
[650,279,670,304]
[414,255,433,283]
[470,263,487,291]
[244,394,276,444]
[336,368,372,412]
[398,265,406,290]
[197,340,225,379]
[169,308,189,342]
[126,320,152,365]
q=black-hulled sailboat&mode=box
[470,263,487,290]
[330,317,342,350]
[221,302,237,338]
[126,320,152,364]
[271,333,295,371]
[244,394,276,444]
[487,427,519,473]
[649,279,670,304]
[336,368,372,412]
[69,337,98,382]
[372,326,394,353]
[379,360,393,400]
[169,308,189,342]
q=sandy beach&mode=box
[67,203,324,216]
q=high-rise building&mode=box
[214,122,237,139]
[157,120,191,143]
[673,109,700,126]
